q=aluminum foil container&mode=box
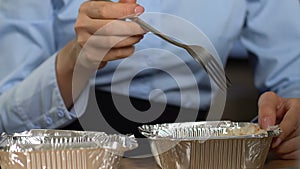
[0,129,138,169]
[139,121,281,169]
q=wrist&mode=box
[56,40,94,108]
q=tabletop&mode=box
[119,157,300,169]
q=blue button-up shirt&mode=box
[0,0,299,133]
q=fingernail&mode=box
[134,5,143,15]
[272,138,282,148]
[262,117,272,129]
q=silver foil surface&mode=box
[139,121,281,169]
[0,129,138,169]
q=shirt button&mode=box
[46,117,53,125]
[57,109,65,117]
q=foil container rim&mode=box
[138,121,281,141]
[0,129,138,153]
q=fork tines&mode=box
[129,16,231,92]
[187,45,231,92]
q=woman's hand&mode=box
[258,91,300,159]
[73,0,146,69]
[56,0,146,108]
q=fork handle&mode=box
[129,17,188,49]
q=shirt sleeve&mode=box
[0,0,88,134]
[0,53,86,134]
[241,0,300,98]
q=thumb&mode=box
[258,91,280,130]
[119,0,144,15]
[119,0,137,3]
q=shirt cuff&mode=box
[13,53,89,131]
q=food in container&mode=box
[139,121,281,169]
[0,129,138,169]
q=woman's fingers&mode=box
[258,92,300,160]
[273,136,300,155]
[77,19,146,36]
[80,1,143,19]
[103,46,135,61]
[86,35,144,48]
[79,46,135,65]
[258,92,279,129]
[75,1,146,48]
[74,0,146,69]
[119,0,137,3]
[273,98,300,148]
[280,150,300,160]
[78,35,143,67]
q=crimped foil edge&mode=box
[0,129,138,153]
[139,121,281,141]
